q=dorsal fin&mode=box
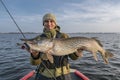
[91,37,103,47]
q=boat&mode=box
[20,69,89,80]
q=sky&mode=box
[0,0,120,33]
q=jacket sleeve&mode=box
[30,51,42,66]
[61,33,69,38]
[69,52,79,60]
[30,57,42,65]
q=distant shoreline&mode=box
[0,32,119,34]
[0,32,40,34]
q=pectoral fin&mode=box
[93,52,98,61]
[46,54,54,63]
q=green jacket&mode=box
[30,26,79,66]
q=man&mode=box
[29,13,82,80]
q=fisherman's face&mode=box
[43,19,56,30]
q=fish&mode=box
[21,37,114,64]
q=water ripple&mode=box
[0,33,120,80]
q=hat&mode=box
[43,13,57,25]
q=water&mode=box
[0,33,120,80]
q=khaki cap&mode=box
[43,13,57,24]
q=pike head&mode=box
[21,38,54,53]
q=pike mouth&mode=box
[20,39,37,44]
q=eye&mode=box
[44,20,49,23]
[50,20,54,23]
[44,20,54,23]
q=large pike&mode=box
[21,37,113,64]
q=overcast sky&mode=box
[0,0,120,33]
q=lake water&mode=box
[0,33,120,80]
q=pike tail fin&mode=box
[102,50,114,64]
[105,50,114,58]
